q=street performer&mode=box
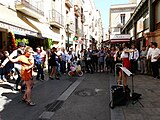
[5,46,36,106]
[120,44,134,87]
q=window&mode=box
[155,0,160,23]
[113,27,120,32]
[75,18,78,32]
[120,14,125,25]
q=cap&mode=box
[18,42,25,47]
[52,47,56,50]
[36,47,40,51]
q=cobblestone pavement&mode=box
[110,74,160,120]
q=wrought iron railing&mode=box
[49,9,64,26]
[16,0,44,16]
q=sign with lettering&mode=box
[110,34,131,39]
[0,22,37,36]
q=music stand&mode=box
[120,67,144,107]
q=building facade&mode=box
[121,0,160,50]
[83,0,103,49]
[0,0,103,51]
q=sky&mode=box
[94,0,129,32]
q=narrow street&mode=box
[0,72,77,120]
[51,73,110,120]
[0,72,111,120]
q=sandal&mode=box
[26,101,36,106]
[22,98,27,103]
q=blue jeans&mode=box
[0,67,5,79]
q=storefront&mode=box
[0,4,37,50]
[110,34,131,47]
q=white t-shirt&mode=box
[146,47,153,59]
[150,48,160,62]
[121,51,129,59]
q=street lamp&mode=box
[66,23,70,52]
[101,35,103,48]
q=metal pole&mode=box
[67,24,69,52]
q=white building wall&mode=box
[83,0,102,49]
[95,10,103,48]
[109,3,137,35]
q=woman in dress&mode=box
[120,44,134,87]
[5,46,35,106]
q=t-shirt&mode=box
[40,50,46,62]
[150,48,160,62]
[98,51,105,62]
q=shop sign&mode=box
[110,34,131,39]
[0,22,36,36]
[65,40,73,44]
[73,36,78,40]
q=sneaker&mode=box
[26,101,36,106]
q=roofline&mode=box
[110,3,137,7]
[121,0,147,32]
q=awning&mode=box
[110,34,131,43]
[26,17,57,39]
[0,5,37,36]
[111,39,130,43]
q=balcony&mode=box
[74,5,81,17]
[65,0,73,8]
[75,28,84,37]
[81,14,85,23]
[15,0,44,19]
[49,9,64,28]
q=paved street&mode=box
[0,71,160,120]
[0,71,78,120]
[0,71,111,120]
[51,73,110,120]
[110,74,160,120]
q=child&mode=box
[72,56,82,72]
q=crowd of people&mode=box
[0,41,160,106]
